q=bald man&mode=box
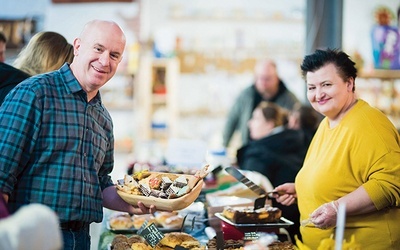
[223,59,300,148]
[0,20,155,250]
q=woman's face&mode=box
[248,108,274,140]
[306,63,354,121]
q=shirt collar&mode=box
[269,125,285,136]
[59,63,103,106]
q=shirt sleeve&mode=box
[0,84,41,194]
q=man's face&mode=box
[71,21,126,97]
[254,63,279,99]
[0,41,6,63]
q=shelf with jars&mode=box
[357,69,400,128]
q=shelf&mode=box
[359,69,400,79]
[134,56,180,146]
[169,15,303,23]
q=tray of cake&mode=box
[215,205,294,228]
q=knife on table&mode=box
[224,166,267,210]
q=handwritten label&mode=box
[244,231,261,242]
[138,223,164,247]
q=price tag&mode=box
[138,222,164,248]
[243,231,261,243]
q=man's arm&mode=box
[102,186,155,214]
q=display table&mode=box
[97,196,210,250]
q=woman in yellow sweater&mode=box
[274,48,400,249]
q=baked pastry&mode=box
[109,213,134,230]
[267,241,295,250]
[132,214,157,229]
[130,242,152,250]
[113,242,131,250]
[127,235,146,245]
[161,215,184,229]
[155,232,199,249]
[222,205,282,224]
[154,211,178,225]
[111,234,129,246]
[207,237,244,250]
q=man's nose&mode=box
[98,52,110,65]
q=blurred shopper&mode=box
[236,101,305,241]
[0,31,74,105]
[0,20,155,250]
[222,59,300,148]
[274,49,400,249]
[13,31,74,76]
[0,31,6,63]
[0,200,62,250]
[287,103,321,149]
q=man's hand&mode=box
[131,201,156,215]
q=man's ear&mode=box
[73,38,81,56]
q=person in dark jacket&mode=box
[0,31,74,106]
[0,62,30,105]
[236,101,306,242]
[287,103,321,149]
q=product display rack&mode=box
[134,56,180,149]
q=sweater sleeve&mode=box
[362,151,400,210]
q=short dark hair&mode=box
[300,48,357,91]
[0,31,6,43]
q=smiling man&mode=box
[0,20,155,250]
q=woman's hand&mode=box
[273,183,297,206]
[310,201,338,229]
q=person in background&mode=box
[0,31,6,63]
[0,203,62,250]
[236,101,305,242]
[0,19,156,250]
[222,59,300,148]
[287,103,321,149]
[274,48,400,249]
[13,31,74,76]
[0,31,74,105]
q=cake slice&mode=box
[222,205,282,224]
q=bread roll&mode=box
[156,232,197,248]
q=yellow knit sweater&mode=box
[296,99,400,249]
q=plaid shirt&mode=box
[0,63,114,223]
